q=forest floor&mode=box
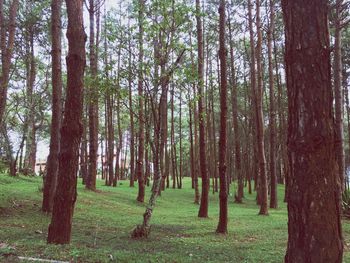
[0,175,349,263]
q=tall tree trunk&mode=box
[196,0,209,218]
[268,0,277,209]
[282,0,343,261]
[47,0,86,244]
[23,18,37,175]
[86,0,99,191]
[0,0,19,127]
[216,0,228,234]
[128,28,135,187]
[228,13,243,203]
[255,0,268,215]
[334,0,345,191]
[247,0,259,197]
[136,0,145,202]
[42,0,62,213]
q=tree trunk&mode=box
[136,0,145,202]
[334,0,345,191]
[282,0,343,261]
[86,0,99,191]
[47,0,86,244]
[128,29,135,187]
[216,0,228,234]
[268,0,277,209]
[196,0,209,218]
[42,0,62,213]
[0,0,19,127]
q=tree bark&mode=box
[0,0,19,127]
[333,0,345,191]
[216,0,228,234]
[42,0,62,213]
[86,0,99,191]
[136,0,145,202]
[196,0,209,218]
[282,0,343,261]
[255,0,268,216]
[268,0,277,209]
[47,0,86,244]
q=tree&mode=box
[255,0,268,216]
[216,0,228,234]
[47,0,86,244]
[0,0,19,127]
[42,0,62,213]
[268,0,277,209]
[282,0,343,261]
[196,0,209,219]
[333,0,347,191]
[136,0,145,202]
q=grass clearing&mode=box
[0,174,349,262]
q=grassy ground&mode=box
[0,174,349,263]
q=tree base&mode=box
[131,224,151,239]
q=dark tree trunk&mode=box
[216,0,228,234]
[47,0,86,244]
[282,0,343,261]
[42,0,62,213]
[0,0,19,127]
[268,0,277,209]
[196,0,209,218]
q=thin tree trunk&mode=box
[268,0,277,209]
[255,0,268,215]
[86,0,99,191]
[196,0,209,218]
[136,0,145,202]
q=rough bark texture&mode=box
[282,0,343,261]
[216,0,228,234]
[42,0,62,213]
[196,0,209,218]
[47,0,86,244]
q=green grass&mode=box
[0,174,349,263]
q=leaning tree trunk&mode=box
[282,0,343,261]
[42,0,62,213]
[47,0,86,244]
